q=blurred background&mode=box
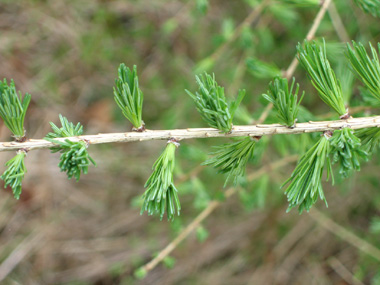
[0,0,380,284]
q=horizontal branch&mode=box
[1,115,380,152]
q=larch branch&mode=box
[1,115,379,152]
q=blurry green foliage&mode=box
[163,256,176,269]
[134,267,147,280]
[222,19,235,41]
[191,177,211,210]
[282,0,320,6]
[240,27,254,49]
[246,57,281,79]
[196,0,209,14]
[240,175,269,210]
[354,0,380,17]
[370,216,380,234]
[196,225,210,242]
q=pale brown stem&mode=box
[1,115,379,152]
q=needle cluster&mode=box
[263,77,304,127]
[203,137,257,186]
[114,64,145,131]
[1,150,27,199]
[45,115,96,181]
[0,79,31,141]
[186,73,245,133]
[297,40,346,117]
[283,133,333,213]
[141,141,181,221]
[330,128,368,177]
[347,41,380,101]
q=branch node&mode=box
[323,130,333,139]
[168,138,180,147]
[339,111,351,120]
[17,148,29,155]
[250,136,262,141]
[83,139,90,148]
[289,119,297,129]
[132,123,146,132]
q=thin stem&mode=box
[1,115,380,152]
[327,257,364,285]
[138,155,298,274]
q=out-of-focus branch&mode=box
[282,0,333,80]
[328,0,350,42]
[309,208,380,262]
